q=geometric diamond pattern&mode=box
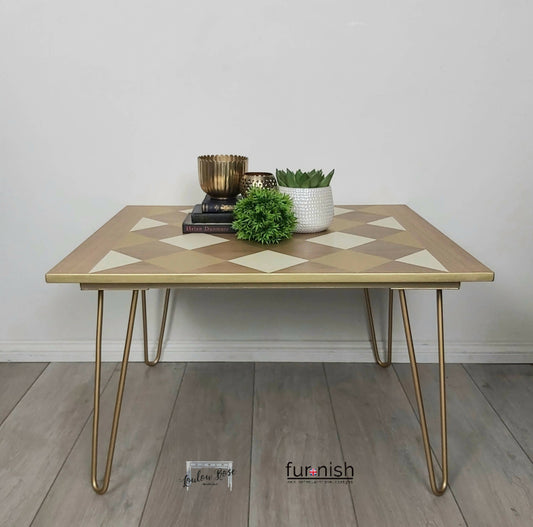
[307,232,375,250]
[230,250,308,273]
[103,208,449,275]
[89,250,141,273]
[48,205,472,281]
[160,233,229,250]
[130,217,168,231]
[313,250,390,272]
[397,249,448,272]
[367,216,405,231]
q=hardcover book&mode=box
[182,214,235,234]
[201,195,239,213]
[191,204,234,223]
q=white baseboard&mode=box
[0,340,531,363]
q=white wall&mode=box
[1,1,532,361]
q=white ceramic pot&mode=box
[279,186,334,233]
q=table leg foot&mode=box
[91,290,138,494]
[399,289,448,495]
[364,288,393,367]
[141,288,171,366]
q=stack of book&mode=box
[182,195,239,234]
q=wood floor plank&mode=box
[464,364,533,460]
[140,363,254,527]
[249,363,356,527]
[0,363,115,527]
[31,363,185,527]
[395,363,533,527]
[0,363,48,425]
[325,363,465,527]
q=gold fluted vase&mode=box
[198,154,248,199]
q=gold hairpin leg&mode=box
[141,288,171,366]
[364,288,393,367]
[92,289,138,494]
[398,289,448,495]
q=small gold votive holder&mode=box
[240,172,278,197]
[198,154,248,199]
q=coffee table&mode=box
[45,204,494,495]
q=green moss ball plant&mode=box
[232,187,297,244]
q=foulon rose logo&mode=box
[285,461,354,484]
[183,461,234,490]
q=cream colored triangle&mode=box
[396,249,447,272]
[130,217,167,231]
[368,217,405,231]
[90,251,141,273]
[333,207,353,216]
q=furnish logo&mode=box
[285,461,354,484]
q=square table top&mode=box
[45,205,494,288]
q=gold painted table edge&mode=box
[45,204,494,496]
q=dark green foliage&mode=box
[232,188,296,244]
[276,168,334,188]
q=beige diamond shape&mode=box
[230,250,308,273]
[307,232,375,250]
[161,233,229,250]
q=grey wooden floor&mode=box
[0,362,532,527]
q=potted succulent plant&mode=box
[276,168,335,233]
